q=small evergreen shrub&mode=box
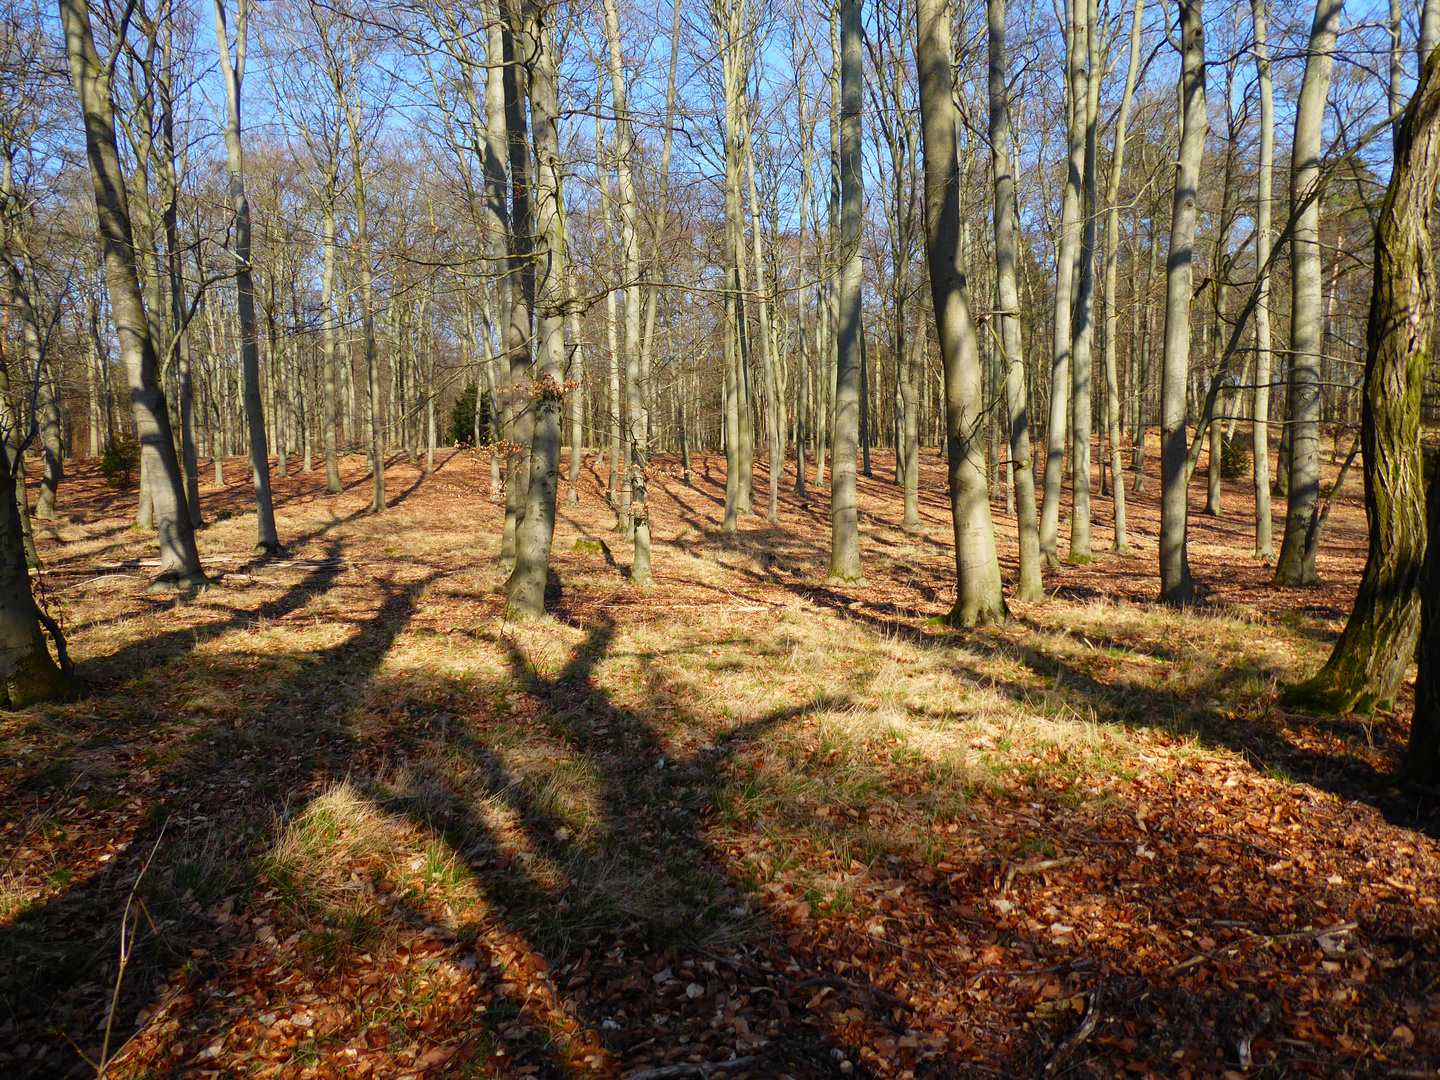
[451,385,493,447]
[1220,436,1249,479]
[101,436,140,489]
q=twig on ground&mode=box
[68,820,169,1079]
[1164,922,1358,976]
[623,1053,762,1079]
[1043,988,1103,1075]
[797,973,913,1011]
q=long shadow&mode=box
[773,576,1440,839]
[359,619,878,1075]
[0,559,436,1077]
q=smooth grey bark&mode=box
[1207,61,1240,518]
[1253,0,1275,559]
[596,105,622,515]
[566,309,583,505]
[915,0,1008,624]
[150,36,201,528]
[320,189,341,494]
[1274,0,1344,585]
[1158,0,1207,604]
[504,3,565,619]
[214,0,279,553]
[918,0,1007,626]
[988,0,1042,598]
[36,363,60,520]
[1099,0,1144,553]
[1040,0,1086,565]
[1133,213,1158,493]
[714,0,749,534]
[60,0,204,586]
[1069,0,1098,562]
[744,102,783,525]
[602,0,652,583]
[827,0,864,582]
[0,333,40,569]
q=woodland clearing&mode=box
[0,439,1435,1080]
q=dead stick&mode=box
[797,974,913,1011]
[624,1054,762,1080]
[1044,988,1103,1075]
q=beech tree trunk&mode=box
[988,0,1042,599]
[60,0,204,586]
[1274,0,1344,586]
[504,3,565,619]
[1158,0,1206,604]
[0,441,75,705]
[1039,0,1086,565]
[603,0,653,582]
[918,0,1007,626]
[214,0,280,553]
[1286,48,1440,714]
[827,0,864,582]
[1099,0,1144,554]
[1253,0,1276,559]
[1068,0,1098,563]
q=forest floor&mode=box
[1,436,1437,1080]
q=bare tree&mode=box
[503,1,566,618]
[1273,0,1344,586]
[59,0,205,587]
[917,0,1007,625]
[1158,0,1206,604]
[827,0,864,582]
[987,0,1041,597]
[214,0,280,552]
[1286,48,1440,713]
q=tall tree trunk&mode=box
[602,0,652,582]
[60,0,204,585]
[1158,0,1206,604]
[499,0,534,564]
[1039,0,1085,564]
[826,0,864,582]
[1100,0,1144,552]
[215,0,279,552]
[1068,0,1098,562]
[320,190,342,494]
[1253,0,1276,559]
[1207,73,1240,518]
[1286,48,1440,713]
[1274,0,1344,585]
[566,309,583,504]
[504,3,565,618]
[0,440,75,705]
[744,103,783,524]
[1133,215,1158,493]
[918,0,1007,625]
[714,0,750,534]
[988,0,1042,597]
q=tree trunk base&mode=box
[944,598,1008,628]
[146,569,211,593]
[4,637,80,708]
[1279,676,1386,716]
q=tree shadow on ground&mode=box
[0,570,884,1078]
[763,576,1440,840]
